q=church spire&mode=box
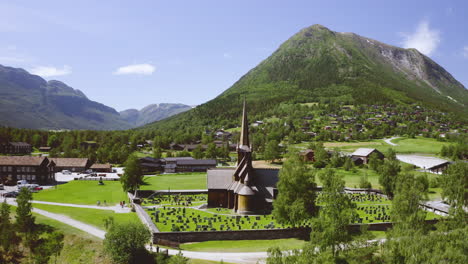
[239,99,249,147]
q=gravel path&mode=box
[384,136,400,146]
[30,200,131,213]
[5,198,106,239]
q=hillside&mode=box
[0,65,132,130]
[143,24,468,131]
[120,103,192,127]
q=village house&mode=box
[350,148,384,164]
[0,156,55,185]
[90,163,113,173]
[0,142,32,155]
[50,158,92,173]
[299,149,315,162]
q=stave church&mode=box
[207,101,280,214]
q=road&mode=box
[384,136,400,146]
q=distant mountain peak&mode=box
[120,103,192,127]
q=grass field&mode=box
[388,137,451,154]
[31,204,140,230]
[140,173,207,190]
[180,238,306,252]
[329,168,382,188]
[33,181,127,205]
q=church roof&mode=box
[207,168,235,189]
[238,185,255,196]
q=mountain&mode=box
[120,103,192,127]
[143,24,468,130]
[0,64,131,130]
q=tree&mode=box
[368,153,382,171]
[359,173,372,189]
[15,188,37,261]
[386,148,397,161]
[103,223,151,264]
[273,154,318,226]
[438,161,468,226]
[264,140,281,163]
[192,145,204,159]
[205,143,217,159]
[0,201,20,262]
[378,160,401,198]
[31,134,42,148]
[310,169,358,258]
[121,154,144,196]
[343,157,353,171]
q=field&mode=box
[33,181,127,205]
[180,238,306,252]
[329,168,382,188]
[32,204,140,230]
[293,137,451,155]
[140,173,207,190]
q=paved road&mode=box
[384,136,400,146]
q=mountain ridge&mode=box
[142,24,467,131]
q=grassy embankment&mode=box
[141,172,207,190]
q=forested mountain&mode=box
[0,65,189,130]
[120,103,192,127]
[143,24,468,132]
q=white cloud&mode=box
[463,46,468,58]
[30,65,72,77]
[223,53,232,59]
[113,63,155,75]
[401,20,440,56]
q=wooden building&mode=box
[350,148,384,164]
[139,157,164,174]
[0,142,32,155]
[300,149,315,162]
[90,163,113,173]
[50,158,91,173]
[0,156,55,185]
[207,101,280,214]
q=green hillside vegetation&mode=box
[143,24,468,134]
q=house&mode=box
[207,101,280,214]
[0,156,55,185]
[80,141,98,148]
[139,157,164,173]
[162,157,215,173]
[427,161,451,174]
[350,148,384,164]
[50,158,91,173]
[0,142,32,155]
[90,163,113,173]
[351,156,364,166]
[38,147,51,152]
[299,149,315,162]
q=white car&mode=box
[62,170,71,175]
[0,184,4,190]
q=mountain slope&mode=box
[0,65,131,130]
[120,103,192,127]
[143,24,468,131]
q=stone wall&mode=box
[153,227,310,244]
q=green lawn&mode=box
[330,168,382,189]
[33,181,127,205]
[180,238,306,252]
[141,173,207,190]
[32,203,140,230]
[388,137,451,154]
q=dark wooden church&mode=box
[207,101,280,214]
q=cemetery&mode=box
[141,192,441,233]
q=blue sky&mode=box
[1,0,467,111]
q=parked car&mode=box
[33,186,43,191]
[3,191,19,197]
[0,184,4,190]
[62,170,71,175]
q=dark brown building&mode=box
[0,142,32,155]
[90,163,113,173]
[207,101,280,214]
[50,158,91,172]
[0,156,55,185]
[300,149,315,162]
